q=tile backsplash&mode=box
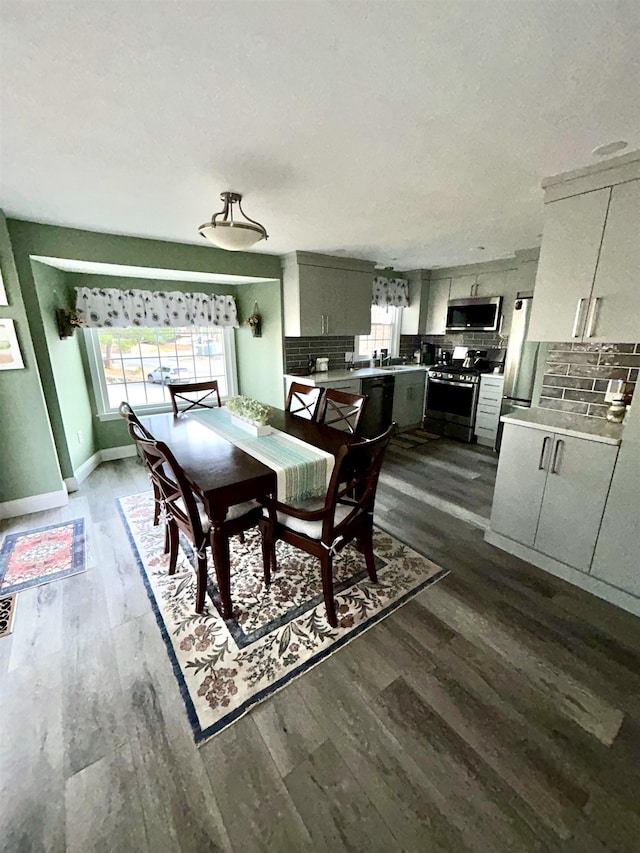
[399,332,508,360]
[539,342,639,419]
[284,336,359,372]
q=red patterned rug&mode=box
[0,519,86,595]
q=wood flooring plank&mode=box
[94,517,152,630]
[7,581,64,672]
[113,613,232,853]
[283,739,399,853]
[64,742,148,853]
[0,653,66,853]
[251,680,327,778]
[200,715,312,853]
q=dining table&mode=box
[141,408,358,619]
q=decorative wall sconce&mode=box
[244,302,262,338]
[56,308,84,339]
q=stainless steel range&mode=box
[424,367,481,443]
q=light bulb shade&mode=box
[198,222,265,251]
[198,191,268,251]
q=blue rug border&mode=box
[0,518,86,595]
[116,495,449,744]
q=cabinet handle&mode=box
[585,297,601,338]
[320,314,326,334]
[571,298,587,338]
[538,435,550,470]
[550,438,564,474]
[325,314,329,335]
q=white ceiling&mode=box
[2,1,639,270]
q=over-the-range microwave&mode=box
[445,295,503,332]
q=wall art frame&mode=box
[0,319,25,370]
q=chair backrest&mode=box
[286,382,324,421]
[125,414,206,543]
[316,388,367,434]
[321,424,395,541]
[168,380,221,416]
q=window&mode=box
[355,305,402,360]
[86,325,237,415]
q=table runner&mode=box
[189,408,334,502]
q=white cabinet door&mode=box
[425,278,450,334]
[590,436,640,595]
[490,423,551,546]
[449,274,477,300]
[588,180,640,343]
[344,270,374,336]
[298,265,332,336]
[535,435,618,572]
[392,372,426,429]
[527,188,610,342]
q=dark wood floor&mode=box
[2,439,640,852]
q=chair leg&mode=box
[195,550,208,614]
[361,528,378,584]
[239,531,245,544]
[163,520,170,554]
[167,521,178,575]
[152,482,161,527]
[320,551,337,628]
[258,521,272,586]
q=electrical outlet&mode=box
[604,379,625,402]
[77,430,83,444]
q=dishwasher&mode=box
[359,375,395,438]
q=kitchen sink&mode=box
[379,365,421,371]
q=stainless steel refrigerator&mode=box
[496,293,540,450]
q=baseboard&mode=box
[101,445,137,462]
[0,487,69,521]
[65,450,103,493]
[485,529,640,618]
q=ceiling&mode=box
[2,1,639,270]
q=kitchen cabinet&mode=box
[424,277,450,335]
[474,374,504,447]
[391,370,426,430]
[282,252,375,337]
[490,422,618,572]
[528,151,640,343]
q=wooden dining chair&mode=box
[125,417,265,614]
[316,388,367,434]
[259,424,394,627]
[285,381,324,421]
[119,401,166,543]
[168,379,221,416]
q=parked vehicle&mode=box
[147,364,193,384]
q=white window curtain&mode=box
[74,287,239,329]
[371,276,409,308]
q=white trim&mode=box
[485,529,640,619]
[101,445,138,462]
[64,478,80,493]
[0,488,69,520]
[70,451,103,489]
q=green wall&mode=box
[30,262,97,476]
[235,280,285,409]
[0,215,65,503]
[3,216,284,508]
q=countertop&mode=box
[501,407,624,445]
[285,365,429,383]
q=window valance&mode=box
[74,287,239,329]
[371,276,409,308]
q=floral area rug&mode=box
[0,519,85,596]
[117,492,449,744]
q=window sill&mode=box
[98,403,174,422]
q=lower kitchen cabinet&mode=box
[391,370,426,430]
[489,422,618,572]
[474,374,504,447]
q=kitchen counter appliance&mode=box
[360,374,395,438]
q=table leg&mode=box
[210,524,233,619]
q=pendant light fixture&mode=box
[198,191,268,251]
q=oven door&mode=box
[426,377,478,426]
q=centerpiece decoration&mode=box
[226,395,272,436]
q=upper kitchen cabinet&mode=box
[424,276,450,334]
[282,251,376,337]
[528,149,640,343]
